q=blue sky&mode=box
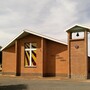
[0,0,90,54]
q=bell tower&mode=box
[67,25,90,79]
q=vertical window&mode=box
[25,43,37,67]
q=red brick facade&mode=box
[2,45,16,75]
[68,30,88,79]
[70,39,87,79]
[2,25,90,79]
[2,34,68,77]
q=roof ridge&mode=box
[24,29,67,45]
[1,29,67,51]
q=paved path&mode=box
[0,75,90,90]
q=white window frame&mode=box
[25,43,36,67]
[72,32,84,39]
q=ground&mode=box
[0,75,90,90]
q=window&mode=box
[72,32,84,39]
[24,43,37,67]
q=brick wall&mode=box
[18,34,43,76]
[70,39,87,79]
[45,40,68,77]
[2,34,68,77]
[2,45,16,75]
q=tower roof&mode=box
[66,25,90,32]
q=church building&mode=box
[1,25,90,79]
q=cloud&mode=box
[35,0,77,42]
[0,30,15,46]
[0,0,53,33]
[0,0,90,48]
[73,0,90,24]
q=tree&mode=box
[0,46,2,49]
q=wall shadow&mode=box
[16,41,21,76]
[88,56,90,79]
[0,84,27,90]
[43,40,67,77]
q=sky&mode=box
[0,0,90,54]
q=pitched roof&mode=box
[1,29,67,51]
[66,25,90,32]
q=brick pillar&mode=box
[41,38,47,77]
[68,32,72,78]
[84,31,88,78]
[68,31,88,79]
[15,40,21,76]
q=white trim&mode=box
[1,29,67,51]
[30,49,32,66]
[1,31,25,51]
[25,43,37,67]
[25,49,36,51]
[24,29,67,45]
